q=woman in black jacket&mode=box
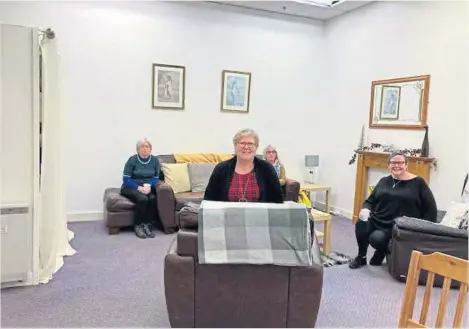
[204,129,284,203]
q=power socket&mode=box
[1,225,7,234]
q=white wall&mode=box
[321,1,468,215]
[0,1,467,218]
[0,2,325,216]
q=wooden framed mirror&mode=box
[369,75,430,130]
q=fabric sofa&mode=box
[164,213,324,328]
[103,153,301,235]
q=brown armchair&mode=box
[164,215,324,328]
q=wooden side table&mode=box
[301,183,332,255]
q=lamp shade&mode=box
[305,155,319,167]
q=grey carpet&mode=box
[1,216,467,328]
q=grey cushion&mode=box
[188,163,217,192]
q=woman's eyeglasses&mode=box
[238,142,256,148]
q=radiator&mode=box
[1,204,32,284]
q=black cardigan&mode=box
[203,156,284,203]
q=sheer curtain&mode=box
[38,32,76,284]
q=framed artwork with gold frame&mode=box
[369,75,430,130]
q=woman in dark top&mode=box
[349,151,437,269]
[121,138,162,239]
[204,129,283,203]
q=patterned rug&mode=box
[320,248,353,267]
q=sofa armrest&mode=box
[388,217,468,288]
[395,216,468,240]
[288,265,323,327]
[285,179,300,202]
[156,181,177,232]
[164,238,195,328]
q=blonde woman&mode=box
[204,129,283,203]
[263,145,287,186]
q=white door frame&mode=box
[31,27,41,286]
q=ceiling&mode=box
[204,1,374,21]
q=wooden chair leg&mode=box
[108,227,120,235]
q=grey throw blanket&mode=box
[180,202,201,214]
[198,200,312,266]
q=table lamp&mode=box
[305,155,319,183]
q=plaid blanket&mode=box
[197,200,312,266]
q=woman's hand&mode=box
[137,186,149,194]
[359,208,371,221]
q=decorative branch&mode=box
[348,143,423,165]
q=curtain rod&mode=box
[38,28,55,40]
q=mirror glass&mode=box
[369,75,430,130]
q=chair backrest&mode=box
[398,250,468,328]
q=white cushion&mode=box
[439,201,469,228]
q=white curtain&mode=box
[38,33,76,284]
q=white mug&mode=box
[143,183,150,188]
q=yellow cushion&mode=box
[161,163,191,193]
[174,153,218,163]
[215,154,234,161]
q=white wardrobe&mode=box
[0,24,40,286]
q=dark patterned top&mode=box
[228,171,260,202]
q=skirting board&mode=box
[67,211,102,222]
[312,201,353,219]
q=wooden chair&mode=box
[398,250,468,328]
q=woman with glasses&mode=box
[263,145,287,186]
[204,129,283,203]
[349,151,437,269]
[120,138,162,239]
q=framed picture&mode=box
[220,70,251,113]
[151,63,185,110]
[379,85,401,120]
[369,75,430,130]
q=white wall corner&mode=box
[67,211,102,222]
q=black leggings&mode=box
[121,186,161,228]
[355,220,392,257]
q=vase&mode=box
[421,125,429,157]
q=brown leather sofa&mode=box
[387,216,468,288]
[164,214,324,328]
[103,181,176,234]
[103,154,301,235]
